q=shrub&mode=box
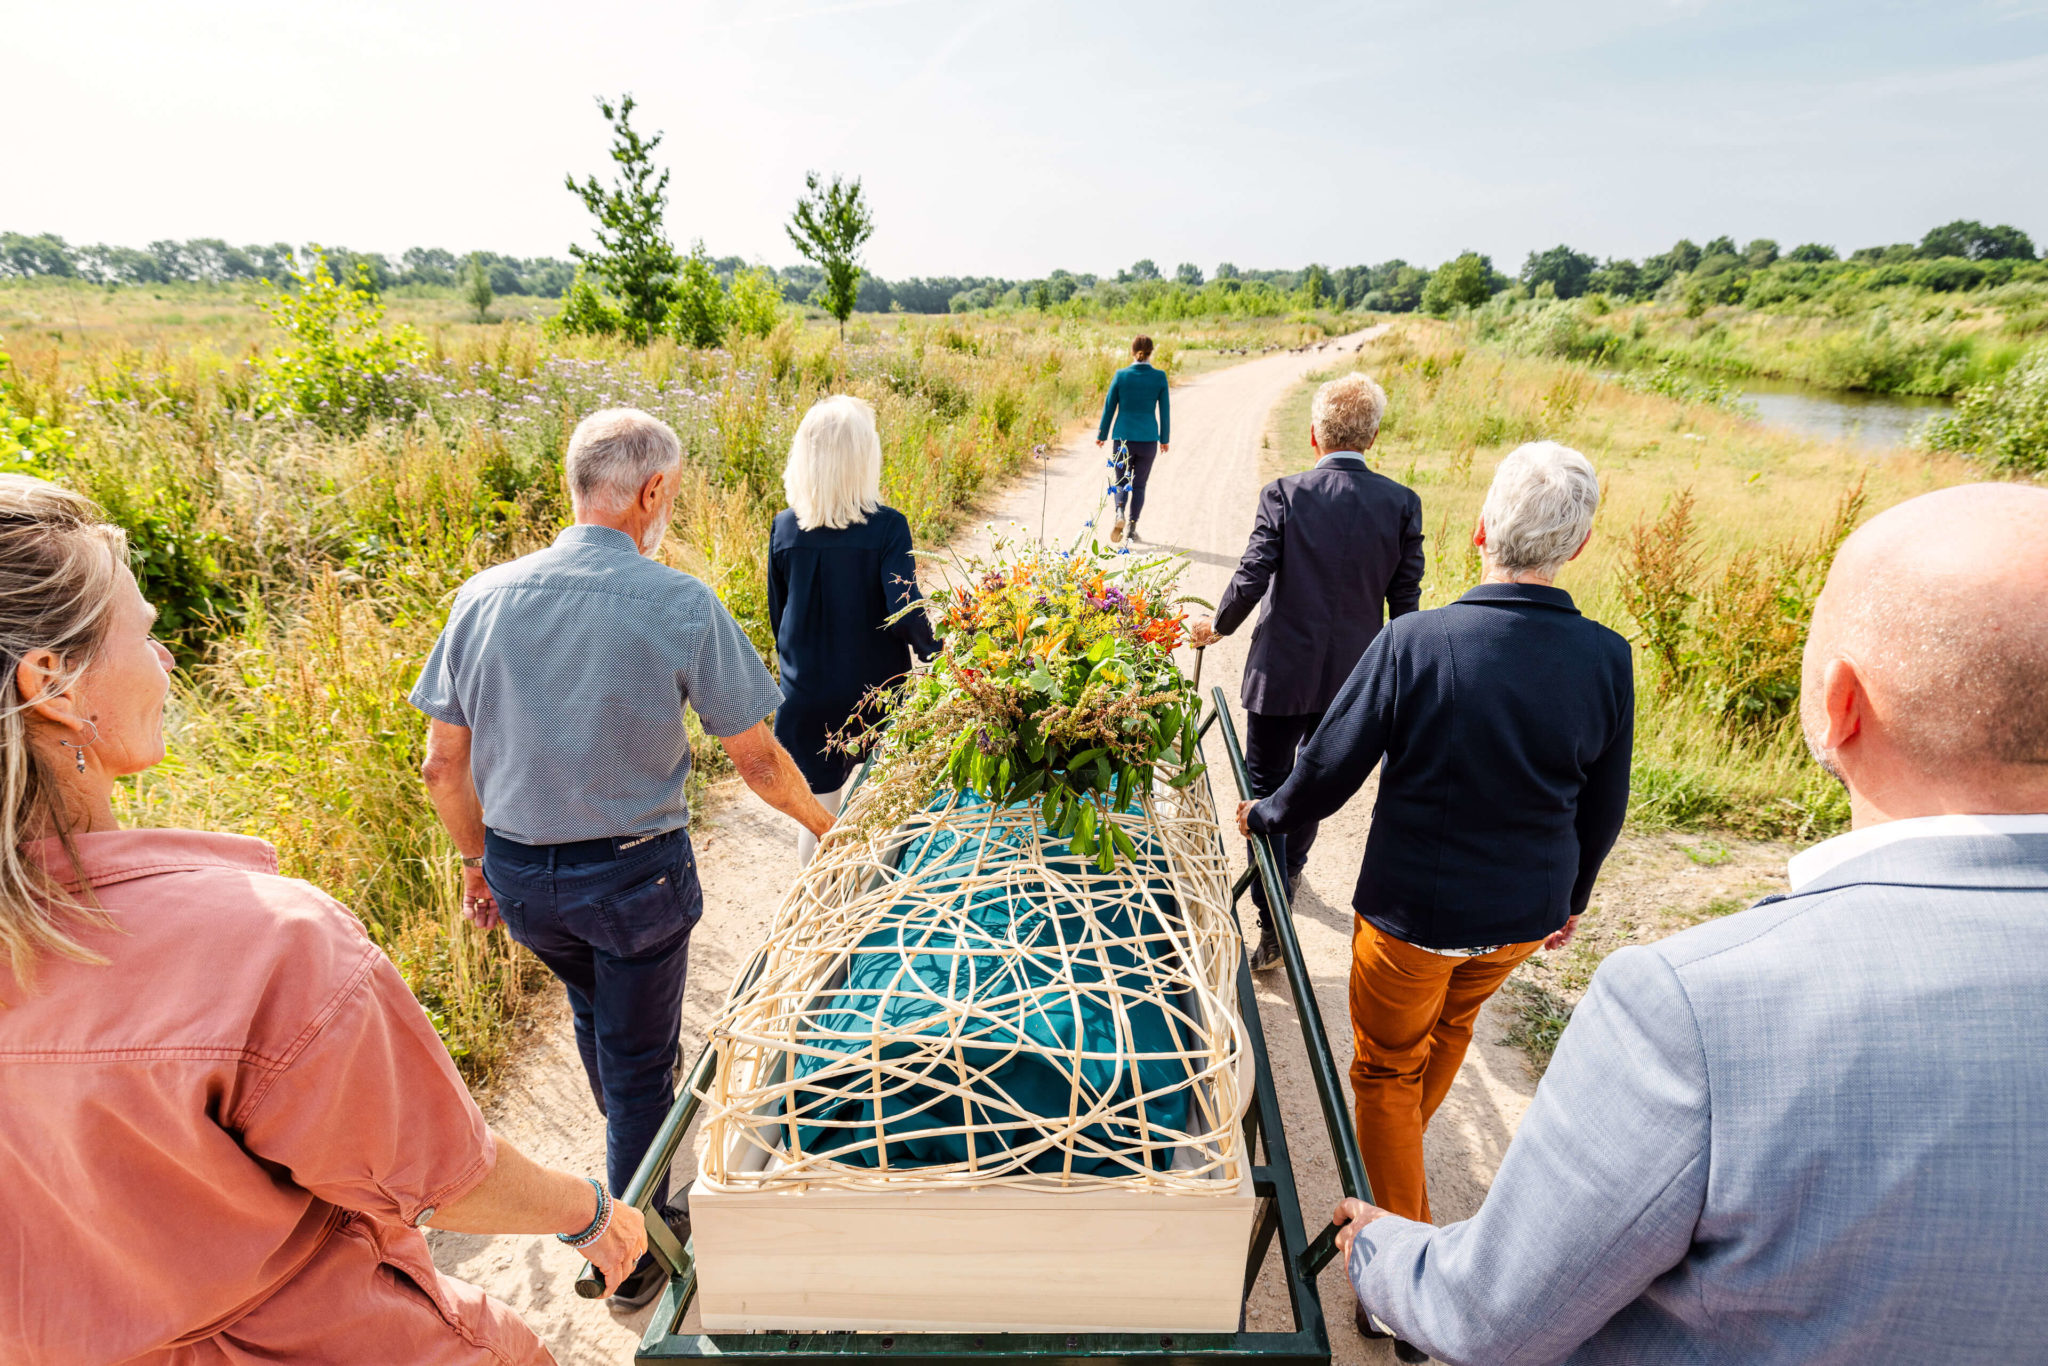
[1423,253,1494,315]
[727,266,785,341]
[1619,477,1867,726]
[545,266,625,339]
[0,350,71,473]
[1921,346,2048,474]
[669,242,730,349]
[263,249,426,430]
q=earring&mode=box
[58,720,100,774]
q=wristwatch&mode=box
[461,855,484,869]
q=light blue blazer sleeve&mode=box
[1348,945,1711,1366]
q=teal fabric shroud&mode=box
[789,797,1198,1176]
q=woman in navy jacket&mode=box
[768,396,937,863]
[1095,335,1171,544]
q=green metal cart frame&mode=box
[578,686,1372,1366]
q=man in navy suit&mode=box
[1201,372,1422,970]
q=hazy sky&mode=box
[7,0,2045,278]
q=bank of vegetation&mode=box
[0,249,1237,1075]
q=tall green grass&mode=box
[1471,286,2047,398]
[9,308,1151,1076]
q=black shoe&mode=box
[1249,932,1281,972]
[1395,1341,1431,1363]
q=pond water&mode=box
[1735,378,1952,451]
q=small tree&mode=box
[1300,263,1329,306]
[727,266,785,340]
[1421,252,1493,315]
[1174,262,1204,286]
[466,252,493,322]
[565,93,681,344]
[1519,245,1597,299]
[546,266,625,340]
[669,241,730,349]
[786,171,875,338]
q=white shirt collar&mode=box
[1317,451,1367,468]
[1787,813,2048,891]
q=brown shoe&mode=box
[1109,517,1126,544]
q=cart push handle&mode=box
[1207,685,1374,1277]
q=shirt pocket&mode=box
[593,853,703,958]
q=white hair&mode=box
[1480,442,1600,576]
[784,395,883,531]
[564,408,682,514]
[1311,372,1388,453]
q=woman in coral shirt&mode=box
[0,474,644,1365]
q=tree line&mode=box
[6,213,2038,321]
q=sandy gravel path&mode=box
[428,329,1638,1364]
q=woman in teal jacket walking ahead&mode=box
[1095,335,1170,544]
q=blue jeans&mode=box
[483,828,702,1215]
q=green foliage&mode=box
[1618,478,1868,728]
[76,464,237,658]
[1921,346,2048,473]
[1422,252,1495,314]
[545,265,626,339]
[262,249,426,431]
[1917,219,2036,262]
[726,265,785,340]
[669,241,730,349]
[0,351,71,474]
[786,171,875,334]
[565,93,682,344]
[465,252,493,322]
[1617,360,1749,411]
[1520,245,1597,299]
[1300,263,1329,306]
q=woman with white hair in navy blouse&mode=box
[768,396,938,864]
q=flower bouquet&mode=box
[836,534,1209,870]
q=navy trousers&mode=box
[1112,441,1160,526]
[483,828,702,1216]
[1244,709,1324,926]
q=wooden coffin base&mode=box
[690,1175,1255,1333]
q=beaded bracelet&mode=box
[557,1178,613,1249]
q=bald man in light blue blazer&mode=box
[1333,482,2048,1365]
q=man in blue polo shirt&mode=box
[412,407,832,1308]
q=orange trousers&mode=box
[1348,918,1541,1223]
